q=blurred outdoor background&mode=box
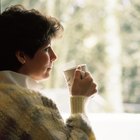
[1,0,140,139]
[1,0,140,114]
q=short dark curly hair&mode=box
[0,5,63,71]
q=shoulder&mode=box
[0,83,43,101]
[0,83,58,110]
[0,83,41,111]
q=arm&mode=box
[0,78,97,140]
[65,68,97,140]
[65,96,96,140]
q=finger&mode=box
[84,73,93,83]
[84,71,93,79]
[75,68,86,79]
[86,83,97,96]
[74,69,81,79]
[84,72,97,82]
[80,71,85,79]
[91,83,97,94]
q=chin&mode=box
[33,73,49,81]
[37,69,51,80]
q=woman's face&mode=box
[18,42,57,80]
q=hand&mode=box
[71,68,97,97]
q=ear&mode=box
[15,51,27,64]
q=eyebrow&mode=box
[42,41,51,48]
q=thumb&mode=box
[74,69,81,79]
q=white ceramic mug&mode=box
[63,64,87,90]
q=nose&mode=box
[50,47,57,61]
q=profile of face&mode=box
[16,42,57,80]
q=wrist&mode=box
[70,96,87,114]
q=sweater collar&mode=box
[0,71,45,91]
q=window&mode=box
[1,0,140,139]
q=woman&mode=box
[0,5,97,140]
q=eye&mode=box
[44,47,49,52]
[42,43,51,52]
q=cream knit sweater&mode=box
[0,71,96,140]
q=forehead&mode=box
[45,37,51,44]
[44,41,51,47]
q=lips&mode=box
[45,63,53,69]
[49,63,54,69]
[48,68,51,70]
[48,66,52,69]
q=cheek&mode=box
[37,53,50,66]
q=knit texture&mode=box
[0,83,96,140]
[70,96,87,114]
